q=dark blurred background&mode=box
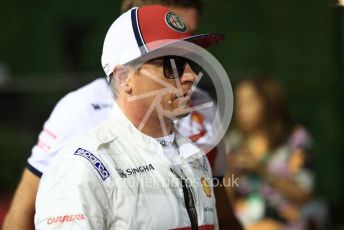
[0,0,343,228]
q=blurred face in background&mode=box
[235,81,265,132]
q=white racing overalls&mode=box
[35,103,219,230]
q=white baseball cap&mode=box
[101,5,224,77]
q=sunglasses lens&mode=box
[163,56,187,79]
[188,59,203,75]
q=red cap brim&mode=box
[184,33,225,48]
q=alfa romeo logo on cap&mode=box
[165,11,188,33]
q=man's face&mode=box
[168,6,199,34]
[129,56,197,119]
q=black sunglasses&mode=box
[148,56,202,79]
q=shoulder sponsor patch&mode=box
[74,148,110,180]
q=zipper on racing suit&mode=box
[170,168,198,230]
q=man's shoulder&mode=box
[43,133,112,182]
[70,120,116,150]
[73,78,109,95]
[60,78,110,105]
[44,78,112,128]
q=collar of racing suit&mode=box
[95,102,203,163]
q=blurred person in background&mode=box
[3,0,241,229]
[225,77,315,230]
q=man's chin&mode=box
[163,107,191,120]
[161,97,193,119]
[174,111,190,119]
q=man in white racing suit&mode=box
[35,5,226,229]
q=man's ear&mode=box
[112,65,132,94]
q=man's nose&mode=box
[180,63,197,84]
